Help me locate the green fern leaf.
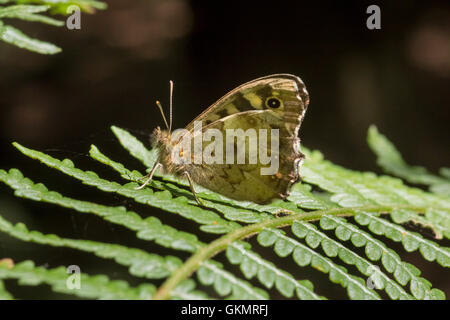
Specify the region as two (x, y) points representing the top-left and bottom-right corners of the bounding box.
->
(259, 227), (387, 299)
(0, 215), (182, 279)
(0, 167), (269, 299)
(0, 125), (448, 300)
(171, 279), (211, 300)
(354, 211), (450, 266)
(226, 241), (323, 300)
(0, 21), (61, 53)
(368, 125), (450, 196)
(198, 260), (269, 299)
(0, 260), (155, 299)
(0, 4), (63, 25)
(0, 1), (106, 53)
(0, 279), (13, 300)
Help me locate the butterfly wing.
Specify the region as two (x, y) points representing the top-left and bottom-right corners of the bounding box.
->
(183, 74), (309, 132)
(183, 74), (309, 203)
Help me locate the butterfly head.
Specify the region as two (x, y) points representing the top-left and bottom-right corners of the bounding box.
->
(151, 126), (178, 171)
(151, 126), (172, 151)
(150, 80), (176, 161)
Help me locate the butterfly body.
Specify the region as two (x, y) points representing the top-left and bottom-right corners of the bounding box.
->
(150, 74), (309, 204)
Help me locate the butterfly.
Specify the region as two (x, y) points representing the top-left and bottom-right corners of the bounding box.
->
(137, 74), (309, 205)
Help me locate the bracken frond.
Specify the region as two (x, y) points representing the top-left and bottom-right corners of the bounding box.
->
(0, 125), (448, 300)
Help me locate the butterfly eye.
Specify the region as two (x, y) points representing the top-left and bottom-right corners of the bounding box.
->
(266, 97), (282, 108)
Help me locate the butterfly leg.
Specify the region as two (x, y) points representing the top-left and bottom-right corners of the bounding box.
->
(183, 171), (204, 206)
(134, 162), (162, 190)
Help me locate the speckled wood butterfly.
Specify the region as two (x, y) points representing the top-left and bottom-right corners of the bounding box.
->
(137, 74), (309, 204)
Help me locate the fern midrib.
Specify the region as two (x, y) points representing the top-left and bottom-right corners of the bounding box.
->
(153, 204), (426, 299)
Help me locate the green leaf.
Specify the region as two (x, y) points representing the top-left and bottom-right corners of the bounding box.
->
(0, 23), (61, 54)
(227, 242), (323, 300)
(0, 279), (13, 300)
(0, 261), (155, 299)
(312, 214), (438, 299)
(0, 168), (203, 253)
(199, 261), (269, 299)
(111, 126), (158, 169)
(0, 126), (447, 301)
(0, 5), (63, 25)
(262, 225), (383, 300)
(368, 125), (450, 196)
(0, 2), (106, 54)
(0, 215), (182, 279)
(354, 211), (450, 267)
(171, 280), (211, 300)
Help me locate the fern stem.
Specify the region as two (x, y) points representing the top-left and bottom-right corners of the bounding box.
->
(153, 204), (425, 299)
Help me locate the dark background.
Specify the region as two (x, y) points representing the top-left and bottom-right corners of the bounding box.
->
(0, 0), (448, 299)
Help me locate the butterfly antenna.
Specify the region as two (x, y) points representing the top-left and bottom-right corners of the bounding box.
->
(169, 80), (174, 132)
(155, 100), (170, 131)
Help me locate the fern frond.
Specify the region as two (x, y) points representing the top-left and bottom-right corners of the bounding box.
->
(26, 0), (108, 14)
(300, 149), (449, 238)
(0, 167), (268, 299)
(198, 260), (269, 299)
(10, 0), (107, 14)
(0, 1), (106, 53)
(0, 4), (62, 53)
(0, 215), (182, 279)
(368, 126), (450, 196)
(0, 279), (13, 299)
(318, 214), (444, 299)
(226, 241), (323, 300)
(259, 226), (410, 299)
(11, 143), (239, 234)
(1, 125), (448, 300)
(288, 183), (335, 210)
(0, 260), (155, 299)
(171, 279), (211, 300)
(0, 4), (62, 24)
(289, 175), (450, 265)
(0, 20), (61, 53)
(0, 167), (201, 252)
(354, 211), (450, 266)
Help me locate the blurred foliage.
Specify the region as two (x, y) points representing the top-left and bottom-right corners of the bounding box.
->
(0, 0), (106, 54)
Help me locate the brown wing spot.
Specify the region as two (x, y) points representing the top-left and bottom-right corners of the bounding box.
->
(275, 172), (283, 179)
(216, 108), (230, 118)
